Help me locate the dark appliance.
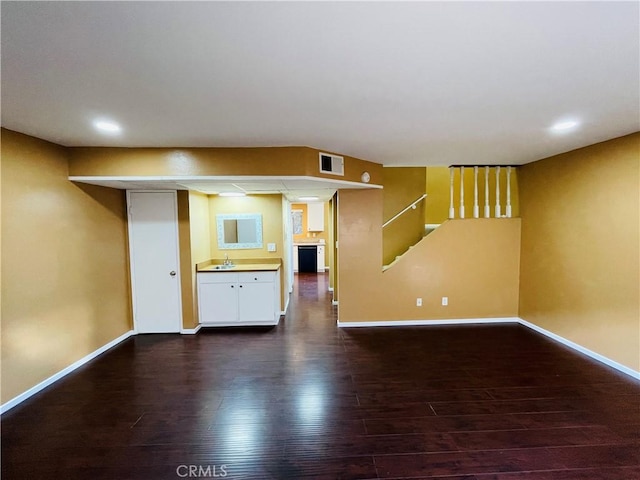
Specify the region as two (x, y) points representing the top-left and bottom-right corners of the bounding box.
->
(298, 245), (317, 273)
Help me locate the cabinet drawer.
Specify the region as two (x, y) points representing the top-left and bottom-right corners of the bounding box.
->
(238, 271), (275, 283)
(197, 272), (239, 284)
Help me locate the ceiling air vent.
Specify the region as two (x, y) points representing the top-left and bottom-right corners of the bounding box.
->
(319, 153), (344, 176)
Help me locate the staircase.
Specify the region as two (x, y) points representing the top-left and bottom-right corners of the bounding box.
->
(382, 165), (518, 271)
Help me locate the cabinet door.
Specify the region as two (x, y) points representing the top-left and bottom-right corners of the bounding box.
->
(317, 245), (325, 272)
(307, 202), (324, 231)
(199, 282), (238, 324)
(238, 282), (274, 323)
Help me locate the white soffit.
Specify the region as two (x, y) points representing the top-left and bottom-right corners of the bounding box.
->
(69, 176), (380, 202)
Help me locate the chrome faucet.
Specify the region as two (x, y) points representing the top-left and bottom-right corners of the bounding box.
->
(223, 254), (231, 266)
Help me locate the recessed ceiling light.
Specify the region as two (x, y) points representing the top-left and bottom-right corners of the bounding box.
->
(550, 119), (580, 132)
(93, 119), (122, 134)
(299, 196), (319, 201)
(219, 192), (246, 197)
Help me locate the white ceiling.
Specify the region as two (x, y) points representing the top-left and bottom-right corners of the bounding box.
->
(1, 1), (639, 167)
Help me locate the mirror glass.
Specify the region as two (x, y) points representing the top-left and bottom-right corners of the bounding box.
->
(216, 213), (263, 249)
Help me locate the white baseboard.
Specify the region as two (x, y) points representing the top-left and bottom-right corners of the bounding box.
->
(337, 317), (519, 328)
(337, 316), (640, 381)
(518, 318), (640, 381)
(281, 294), (290, 316)
(1, 330), (135, 415)
(180, 324), (202, 335)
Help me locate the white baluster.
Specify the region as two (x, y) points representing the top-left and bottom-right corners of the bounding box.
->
(459, 166), (465, 219)
(449, 167), (455, 219)
(484, 166), (490, 218)
(473, 166), (479, 218)
(506, 166), (512, 218)
(495, 166), (501, 218)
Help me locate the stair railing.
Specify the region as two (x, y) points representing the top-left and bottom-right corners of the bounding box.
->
(449, 165), (514, 219)
(382, 194), (427, 228)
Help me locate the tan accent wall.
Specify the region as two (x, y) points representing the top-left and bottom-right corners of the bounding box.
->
(208, 194), (286, 309)
(188, 192), (212, 326)
(382, 167), (426, 265)
(425, 167), (451, 225)
(68, 146), (383, 186)
(338, 188), (521, 322)
(1, 129), (132, 404)
(331, 194), (339, 301)
(176, 191), (196, 329)
(519, 133), (640, 371)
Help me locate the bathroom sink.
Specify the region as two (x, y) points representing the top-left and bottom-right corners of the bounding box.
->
(212, 264), (234, 270)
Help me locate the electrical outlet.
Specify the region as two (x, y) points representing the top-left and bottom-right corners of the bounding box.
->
(416, 298), (422, 307)
(267, 243), (276, 252)
(442, 296), (448, 306)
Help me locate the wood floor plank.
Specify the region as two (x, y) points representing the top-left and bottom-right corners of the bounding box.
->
(2, 273), (638, 479)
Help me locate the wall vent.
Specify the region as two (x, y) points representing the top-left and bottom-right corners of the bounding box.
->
(319, 153), (344, 176)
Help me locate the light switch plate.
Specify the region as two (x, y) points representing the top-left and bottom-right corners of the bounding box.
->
(267, 243), (276, 252)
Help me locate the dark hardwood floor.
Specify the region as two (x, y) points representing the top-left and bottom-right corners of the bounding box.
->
(2, 273), (639, 479)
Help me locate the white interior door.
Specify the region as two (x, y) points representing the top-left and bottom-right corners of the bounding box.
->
(127, 191), (182, 333)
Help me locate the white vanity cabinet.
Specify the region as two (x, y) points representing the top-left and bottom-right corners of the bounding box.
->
(197, 269), (280, 326)
(198, 273), (238, 324)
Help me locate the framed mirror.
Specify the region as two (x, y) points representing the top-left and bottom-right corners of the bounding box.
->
(216, 213), (263, 249)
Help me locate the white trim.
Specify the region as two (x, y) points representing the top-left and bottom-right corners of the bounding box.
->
(332, 300), (339, 306)
(281, 293), (290, 316)
(328, 286), (334, 292)
(448, 167), (455, 219)
(484, 166), (490, 218)
(337, 317), (519, 328)
(425, 223), (441, 229)
(473, 166), (479, 219)
(459, 166), (465, 219)
(180, 324), (202, 335)
(1, 330), (135, 415)
(518, 318), (640, 380)
(336, 316), (640, 380)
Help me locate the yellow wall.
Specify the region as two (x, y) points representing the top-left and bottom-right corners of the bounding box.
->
(328, 198), (335, 288)
(177, 191), (195, 329)
(291, 202), (329, 246)
(1, 129), (132, 404)
(338, 188), (521, 322)
(519, 133), (640, 371)
(331, 194), (339, 301)
(209, 194), (286, 308)
(425, 167), (451, 224)
(382, 167), (426, 265)
(187, 192), (212, 326)
(209, 194), (283, 260)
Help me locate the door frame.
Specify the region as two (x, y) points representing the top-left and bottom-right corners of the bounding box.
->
(126, 190), (183, 334)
